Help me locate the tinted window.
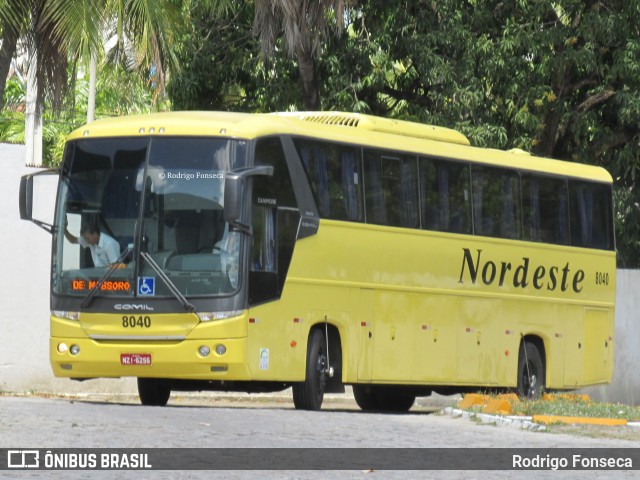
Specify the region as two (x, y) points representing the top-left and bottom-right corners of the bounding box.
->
(420, 158), (471, 234)
(363, 150), (419, 228)
(522, 175), (569, 245)
(296, 139), (363, 221)
(570, 181), (614, 249)
(254, 138), (296, 208)
(471, 166), (521, 239)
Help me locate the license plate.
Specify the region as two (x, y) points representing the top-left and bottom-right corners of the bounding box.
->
(120, 353), (152, 366)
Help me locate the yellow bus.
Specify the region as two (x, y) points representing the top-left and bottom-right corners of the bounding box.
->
(20, 111), (616, 411)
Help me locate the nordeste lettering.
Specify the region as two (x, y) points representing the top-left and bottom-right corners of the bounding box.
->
(458, 247), (585, 293)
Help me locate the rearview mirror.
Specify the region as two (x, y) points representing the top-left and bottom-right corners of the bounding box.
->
(19, 169), (59, 233)
(19, 174), (33, 221)
(224, 166), (274, 230)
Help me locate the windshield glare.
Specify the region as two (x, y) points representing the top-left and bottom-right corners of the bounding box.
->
(53, 137), (247, 298)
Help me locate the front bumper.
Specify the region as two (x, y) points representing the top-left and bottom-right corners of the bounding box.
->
(50, 336), (251, 380)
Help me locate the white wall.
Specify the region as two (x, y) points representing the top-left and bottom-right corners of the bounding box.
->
(1, 142), (638, 403)
(580, 269), (640, 404)
(0, 143), (135, 394)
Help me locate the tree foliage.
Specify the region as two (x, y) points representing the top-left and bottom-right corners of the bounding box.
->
(0, 0), (74, 112)
(168, 1), (302, 112)
(328, 0), (640, 266)
(3, 0), (640, 265)
(1, 65), (156, 164)
(206, 0), (640, 266)
(252, 0), (354, 110)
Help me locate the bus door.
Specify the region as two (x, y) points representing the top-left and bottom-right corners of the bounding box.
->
(411, 295), (459, 382)
(370, 291), (413, 382)
(456, 298), (499, 384)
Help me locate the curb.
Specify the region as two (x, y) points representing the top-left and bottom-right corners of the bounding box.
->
(532, 415), (627, 426)
(442, 407), (546, 431)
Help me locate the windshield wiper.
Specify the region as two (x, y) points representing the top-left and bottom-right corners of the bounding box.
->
(80, 249), (195, 312)
(140, 252), (195, 312)
(81, 246), (133, 308)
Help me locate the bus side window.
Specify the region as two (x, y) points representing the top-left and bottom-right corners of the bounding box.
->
(363, 150), (419, 228)
(420, 158), (471, 234)
(248, 205), (300, 305)
(471, 166), (521, 239)
(569, 181), (613, 250)
(254, 137), (297, 208)
(251, 206), (276, 272)
(299, 142), (329, 216)
(340, 149), (363, 221)
(363, 150), (387, 225)
(522, 175), (569, 245)
(296, 140), (364, 222)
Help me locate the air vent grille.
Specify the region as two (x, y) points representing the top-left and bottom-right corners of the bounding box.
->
(299, 113), (360, 128)
(273, 111), (470, 145)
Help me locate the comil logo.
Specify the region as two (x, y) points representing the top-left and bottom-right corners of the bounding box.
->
(114, 304), (154, 311)
(8, 450), (39, 468)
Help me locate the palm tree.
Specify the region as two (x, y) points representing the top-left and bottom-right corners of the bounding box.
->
(0, 1), (23, 111)
(0, 0), (181, 165)
(0, 0), (76, 165)
(253, 0), (354, 110)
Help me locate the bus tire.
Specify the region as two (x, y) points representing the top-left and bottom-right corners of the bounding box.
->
(353, 385), (381, 411)
(376, 388), (415, 412)
(293, 329), (327, 411)
(137, 378), (171, 406)
(517, 341), (545, 399)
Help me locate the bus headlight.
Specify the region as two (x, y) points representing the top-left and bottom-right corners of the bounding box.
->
(215, 344), (227, 356)
(196, 311), (242, 322)
(69, 345), (80, 355)
(198, 345), (211, 357)
(52, 311), (80, 321)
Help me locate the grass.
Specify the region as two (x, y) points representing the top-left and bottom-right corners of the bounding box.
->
(459, 392), (640, 421)
(512, 395), (640, 421)
(455, 392), (640, 440)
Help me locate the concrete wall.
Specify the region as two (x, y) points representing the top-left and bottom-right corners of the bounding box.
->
(580, 269), (640, 404)
(1, 143), (638, 403)
(0, 143), (135, 394)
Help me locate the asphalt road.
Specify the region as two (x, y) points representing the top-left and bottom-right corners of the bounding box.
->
(1, 393), (638, 479)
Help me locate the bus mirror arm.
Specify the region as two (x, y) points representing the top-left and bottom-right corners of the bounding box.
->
(223, 165), (274, 230)
(228, 221), (252, 236)
(30, 218), (55, 234)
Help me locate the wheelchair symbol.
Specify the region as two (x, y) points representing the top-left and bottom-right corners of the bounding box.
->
(138, 277), (155, 296)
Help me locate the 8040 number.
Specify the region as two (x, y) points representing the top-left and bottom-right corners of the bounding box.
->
(595, 272), (610, 286)
(122, 316), (151, 328)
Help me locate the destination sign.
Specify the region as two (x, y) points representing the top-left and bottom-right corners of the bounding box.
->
(71, 280), (131, 292)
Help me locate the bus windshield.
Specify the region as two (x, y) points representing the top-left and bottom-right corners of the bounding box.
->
(53, 136), (248, 299)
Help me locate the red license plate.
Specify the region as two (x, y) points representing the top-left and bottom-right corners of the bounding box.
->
(120, 353), (152, 366)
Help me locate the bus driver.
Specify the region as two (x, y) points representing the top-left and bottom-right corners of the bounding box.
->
(65, 222), (120, 267)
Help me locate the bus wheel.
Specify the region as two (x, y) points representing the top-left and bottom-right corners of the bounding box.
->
(353, 385), (381, 411)
(293, 329), (327, 411)
(376, 388), (415, 412)
(517, 342), (545, 400)
(137, 378), (171, 406)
